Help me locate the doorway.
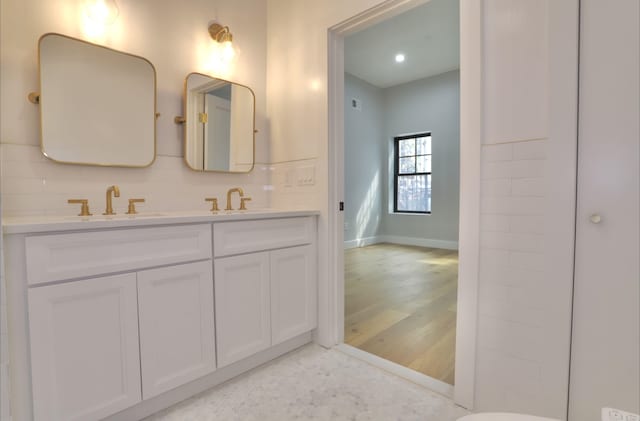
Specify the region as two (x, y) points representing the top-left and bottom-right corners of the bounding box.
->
(328, 0), (481, 407)
(341, 0), (461, 388)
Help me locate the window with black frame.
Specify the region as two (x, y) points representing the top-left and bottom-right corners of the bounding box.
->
(394, 133), (432, 214)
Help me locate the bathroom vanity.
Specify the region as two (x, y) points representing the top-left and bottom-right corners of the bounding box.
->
(3, 210), (318, 421)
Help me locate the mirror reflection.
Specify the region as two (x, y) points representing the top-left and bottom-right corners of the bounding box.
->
(38, 33), (156, 167)
(182, 73), (255, 172)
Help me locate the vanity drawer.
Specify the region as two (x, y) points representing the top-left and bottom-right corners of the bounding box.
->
(25, 224), (212, 285)
(213, 217), (315, 257)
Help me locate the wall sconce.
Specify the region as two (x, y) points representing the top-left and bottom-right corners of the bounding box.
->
(84, 0), (119, 25)
(208, 23), (236, 62)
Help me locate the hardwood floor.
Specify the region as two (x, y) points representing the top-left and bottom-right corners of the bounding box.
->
(344, 243), (458, 385)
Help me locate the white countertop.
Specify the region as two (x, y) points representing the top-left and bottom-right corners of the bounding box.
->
(2, 209), (320, 234)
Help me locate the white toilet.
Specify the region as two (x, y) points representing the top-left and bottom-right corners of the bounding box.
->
(458, 413), (560, 421)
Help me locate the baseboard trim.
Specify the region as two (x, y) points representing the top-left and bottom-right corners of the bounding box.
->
(335, 344), (454, 398)
(344, 236), (380, 249)
(380, 235), (458, 250)
(344, 236), (458, 250)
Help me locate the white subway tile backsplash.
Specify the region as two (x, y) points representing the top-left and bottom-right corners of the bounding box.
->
(513, 140), (547, 160)
(1, 145), (272, 217)
(510, 159), (545, 178)
(512, 178), (545, 197)
(482, 143), (513, 162)
(509, 251), (545, 271)
(510, 215), (545, 234)
(483, 161), (512, 179)
(482, 179), (512, 196)
(481, 214), (511, 232)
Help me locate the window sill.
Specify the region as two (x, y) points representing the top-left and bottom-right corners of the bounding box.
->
(389, 212), (431, 216)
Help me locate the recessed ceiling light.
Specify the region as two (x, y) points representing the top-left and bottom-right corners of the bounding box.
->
(395, 53), (405, 63)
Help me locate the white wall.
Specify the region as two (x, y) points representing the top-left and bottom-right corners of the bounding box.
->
(267, 0), (578, 417)
(382, 70), (460, 244)
(343, 70), (460, 248)
(0, 0), (270, 218)
(343, 73), (384, 245)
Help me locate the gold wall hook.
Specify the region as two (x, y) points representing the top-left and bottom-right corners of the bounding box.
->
(28, 92), (40, 104)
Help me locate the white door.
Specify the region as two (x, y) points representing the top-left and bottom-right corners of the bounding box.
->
(28, 273), (141, 421)
(205, 94), (231, 171)
(214, 252), (271, 367)
(137, 261), (216, 399)
(569, 0), (640, 419)
(270, 245), (317, 345)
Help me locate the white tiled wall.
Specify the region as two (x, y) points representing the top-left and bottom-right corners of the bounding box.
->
(476, 139), (550, 414)
(0, 144), (271, 217)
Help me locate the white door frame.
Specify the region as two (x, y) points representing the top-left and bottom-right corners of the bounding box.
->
(327, 0), (482, 410)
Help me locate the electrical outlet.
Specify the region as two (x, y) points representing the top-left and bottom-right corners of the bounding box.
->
(344, 222), (349, 231)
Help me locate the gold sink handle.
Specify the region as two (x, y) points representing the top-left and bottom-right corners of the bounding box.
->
(239, 197), (252, 211)
(125, 198), (145, 215)
(68, 199), (92, 216)
(205, 198), (219, 213)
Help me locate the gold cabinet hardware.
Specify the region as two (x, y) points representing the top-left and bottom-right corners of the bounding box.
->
(28, 92), (40, 104)
(205, 198), (219, 212)
(199, 113), (208, 123)
(125, 198), (145, 215)
(155, 112), (161, 119)
(174, 116), (186, 124)
(68, 199), (92, 216)
(239, 197), (252, 211)
(103, 185), (120, 215)
(225, 187), (244, 211)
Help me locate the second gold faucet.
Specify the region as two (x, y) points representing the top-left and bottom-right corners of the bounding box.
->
(225, 187), (251, 211)
(103, 185), (120, 215)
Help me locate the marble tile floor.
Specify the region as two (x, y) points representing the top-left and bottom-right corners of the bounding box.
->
(146, 344), (470, 421)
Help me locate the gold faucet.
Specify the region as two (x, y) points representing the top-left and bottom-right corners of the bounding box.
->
(225, 187), (244, 211)
(103, 185), (120, 215)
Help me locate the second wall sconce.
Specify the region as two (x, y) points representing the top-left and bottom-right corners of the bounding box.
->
(208, 22), (236, 62)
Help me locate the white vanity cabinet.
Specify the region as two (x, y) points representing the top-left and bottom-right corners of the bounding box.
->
(213, 217), (317, 367)
(28, 273), (142, 421)
(137, 261), (216, 399)
(23, 224), (213, 421)
(3, 211), (318, 421)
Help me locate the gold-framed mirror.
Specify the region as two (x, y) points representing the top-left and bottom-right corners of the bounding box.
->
(35, 33), (157, 167)
(178, 73), (255, 173)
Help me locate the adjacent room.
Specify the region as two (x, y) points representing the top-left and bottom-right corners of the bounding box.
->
(342, 0), (461, 386)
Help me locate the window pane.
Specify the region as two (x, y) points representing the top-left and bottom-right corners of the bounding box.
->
(417, 136), (431, 155)
(399, 138), (415, 157)
(416, 155), (432, 173)
(397, 174), (431, 212)
(399, 157), (415, 174)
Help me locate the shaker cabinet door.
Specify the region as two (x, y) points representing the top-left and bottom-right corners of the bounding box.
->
(214, 252), (271, 367)
(137, 261), (216, 399)
(28, 273), (141, 421)
(270, 245), (317, 345)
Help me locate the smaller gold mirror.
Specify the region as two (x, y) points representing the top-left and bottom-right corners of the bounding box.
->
(178, 73), (255, 173)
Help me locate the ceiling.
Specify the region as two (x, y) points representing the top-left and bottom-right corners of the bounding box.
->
(344, 0), (459, 89)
